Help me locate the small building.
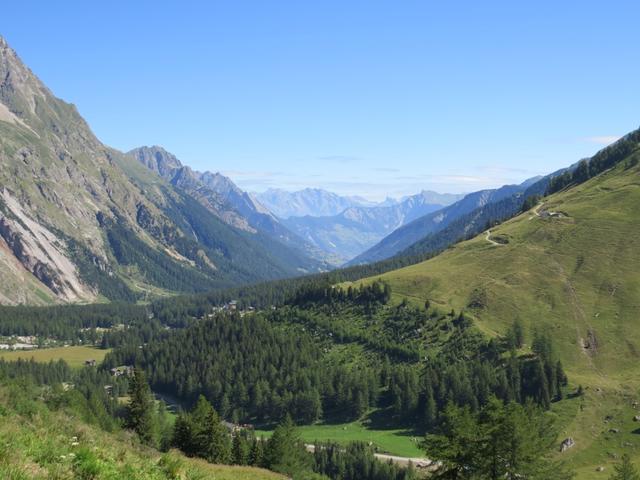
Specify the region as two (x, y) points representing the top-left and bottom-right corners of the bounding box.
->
(84, 359), (96, 367)
(111, 365), (134, 377)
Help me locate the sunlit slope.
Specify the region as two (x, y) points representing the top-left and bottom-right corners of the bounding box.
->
(354, 159), (640, 474)
(0, 386), (285, 480)
(362, 158), (640, 385)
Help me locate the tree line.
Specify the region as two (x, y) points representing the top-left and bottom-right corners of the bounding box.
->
(126, 368), (416, 480)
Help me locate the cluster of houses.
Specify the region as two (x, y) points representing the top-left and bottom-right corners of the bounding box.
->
(207, 301), (257, 318)
(0, 335), (39, 350)
(110, 365), (134, 377)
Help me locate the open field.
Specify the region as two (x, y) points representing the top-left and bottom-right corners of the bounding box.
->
(0, 346), (110, 368)
(256, 416), (424, 458)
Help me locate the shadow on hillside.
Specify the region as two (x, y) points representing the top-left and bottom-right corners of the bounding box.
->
(362, 408), (423, 437)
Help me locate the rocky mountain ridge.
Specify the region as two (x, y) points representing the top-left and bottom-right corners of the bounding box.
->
(0, 35), (323, 304)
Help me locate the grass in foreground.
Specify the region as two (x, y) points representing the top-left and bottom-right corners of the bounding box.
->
(0, 386), (285, 480)
(0, 346), (110, 368)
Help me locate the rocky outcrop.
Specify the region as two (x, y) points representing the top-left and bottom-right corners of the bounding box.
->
(0, 191), (93, 302)
(560, 437), (575, 452)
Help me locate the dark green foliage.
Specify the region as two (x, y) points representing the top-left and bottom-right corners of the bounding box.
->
(292, 281), (392, 307)
(66, 238), (139, 302)
(547, 129), (640, 195)
(0, 358), (125, 431)
(610, 454), (640, 480)
(232, 432), (250, 465)
(263, 416), (312, 477)
(126, 368), (157, 446)
(249, 436), (265, 467)
(505, 319), (525, 350)
(0, 358), (71, 385)
(176, 395), (232, 464)
(107, 219), (219, 293)
(313, 442), (416, 480)
(388, 324), (565, 424)
(105, 313), (375, 424)
(424, 397), (574, 479)
(521, 194), (542, 213)
(0, 303), (146, 340)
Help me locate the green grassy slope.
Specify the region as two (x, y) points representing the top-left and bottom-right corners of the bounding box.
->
(356, 157), (640, 474)
(0, 386), (285, 480)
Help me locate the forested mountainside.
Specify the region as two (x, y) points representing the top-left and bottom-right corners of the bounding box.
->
(355, 135), (640, 476)
(0, 281), (572, 478)
(348, 177), (542, 265)
(0, 36), (323, 305)
(128, 147), (332, 265)
(283, 190), (461, 263)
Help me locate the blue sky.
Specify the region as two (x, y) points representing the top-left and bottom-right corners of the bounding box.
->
(2, 1), (638, 200)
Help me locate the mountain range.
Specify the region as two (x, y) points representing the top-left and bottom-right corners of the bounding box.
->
(0, 32), (619, 308)
(281, 190), (463, 262)
(348, 176), (543, 265)
(255, 188), (377, 218)
(0, 35), (326, 304)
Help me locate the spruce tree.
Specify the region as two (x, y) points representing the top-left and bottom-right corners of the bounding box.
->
(264, 415), (310, 476)
(249, 436), (265, 467)
(126, 368), (157, 446)
(610, 454), (640, 480)
(172, 412), (195, 456)
(512, 319), (525, 348)
(232, 433), (250, 465)
(191, 395), (231, 464)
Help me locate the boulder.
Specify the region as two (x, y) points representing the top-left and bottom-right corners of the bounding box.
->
(560, 437), (575, 452)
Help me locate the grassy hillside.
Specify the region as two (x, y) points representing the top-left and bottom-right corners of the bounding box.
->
(0, 384), (285, 480)
(355, 156), (640, 475)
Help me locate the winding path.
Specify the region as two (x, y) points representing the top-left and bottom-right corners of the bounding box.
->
(484, 230), (503, 246)
(529, 201), (545, 220)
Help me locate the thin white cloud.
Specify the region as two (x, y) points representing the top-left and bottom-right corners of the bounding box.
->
(316, 155), (361, 163)
(583, 135), (621, 145)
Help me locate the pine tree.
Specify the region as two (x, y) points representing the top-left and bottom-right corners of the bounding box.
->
(512, 319), (524, 348)
(423, 385), (437, 428)
(610, 454), (640, 480)
(172, 412), (195, 456)
(264, 415), (310, 476)
(249, 436), (265, 467)
(156, 401), (174, 451)
(425, 398), (574, 480)
(423, 402), (480, 479)
(126, 368), (157, 446)
(197, 396), (231, 464)
(555, 360), (567, 400)
(232, 433), (249, 465)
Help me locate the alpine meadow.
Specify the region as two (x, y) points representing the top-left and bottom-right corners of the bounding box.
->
(1, 3), (640, 479)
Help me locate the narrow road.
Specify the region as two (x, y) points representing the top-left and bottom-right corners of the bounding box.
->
(305, 444), (433, 468)
(529, 201), (544, 220)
